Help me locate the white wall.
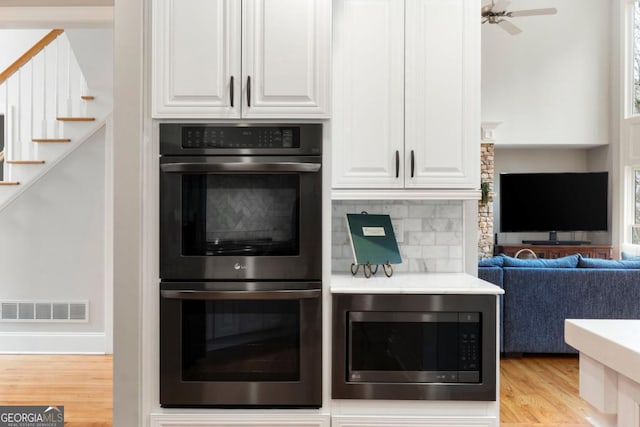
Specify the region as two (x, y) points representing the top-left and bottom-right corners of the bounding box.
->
(66, 28), (113, 91)
(0, 29), (48, 72)
(0, 127), (107, 352)
(482, 0), (610, 146)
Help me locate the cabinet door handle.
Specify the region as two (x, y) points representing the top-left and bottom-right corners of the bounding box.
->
(230, 76), (234, 107)
(395, 150), (400, 178)
(247, 76), (251, 107)
(410, 150), (415, 178)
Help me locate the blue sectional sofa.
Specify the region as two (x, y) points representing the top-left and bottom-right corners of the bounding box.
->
(478, 254), (640, 354)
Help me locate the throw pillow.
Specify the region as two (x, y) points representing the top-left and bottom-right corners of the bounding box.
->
(621, 251), (640, 261)
(578, 256), (640, 269)
(478, 255), (504, 267)
(502, 254), (579, 268)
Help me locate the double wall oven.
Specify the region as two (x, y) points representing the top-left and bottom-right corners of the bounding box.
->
(159, 123), (323, 408)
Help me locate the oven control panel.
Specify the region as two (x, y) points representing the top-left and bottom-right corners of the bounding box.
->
(182, 126), (299, 149)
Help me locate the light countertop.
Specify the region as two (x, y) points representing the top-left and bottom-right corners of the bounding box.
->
(565, 319), (640, 384)
(330, 272), (504, 295)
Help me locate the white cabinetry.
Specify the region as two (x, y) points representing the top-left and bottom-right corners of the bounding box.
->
(152, 0), (330, 119)
(332, 415), (496, 427)
(150, 413), (330, 427)
(332, 0), (480, 194)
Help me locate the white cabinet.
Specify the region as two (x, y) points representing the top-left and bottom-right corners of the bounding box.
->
(332, 0), (480, 192)
(150, 413), (330, 427)
(332, 415), (496, 427)
(152, 0), (330, 119)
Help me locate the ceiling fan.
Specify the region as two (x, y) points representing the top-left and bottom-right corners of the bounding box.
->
(482, 1), (557, 35)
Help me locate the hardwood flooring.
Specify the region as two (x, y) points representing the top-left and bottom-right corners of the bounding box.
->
(0, 354), (591, 426)
(0, 354), (112, 427)
(501, 355), (591, 426)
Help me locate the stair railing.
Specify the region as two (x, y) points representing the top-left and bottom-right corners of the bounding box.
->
(0, 29), (89, 182)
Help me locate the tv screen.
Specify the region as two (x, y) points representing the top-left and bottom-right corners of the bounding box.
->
(499, 172), (608, 233)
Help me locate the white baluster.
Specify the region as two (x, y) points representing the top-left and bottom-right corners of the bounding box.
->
(55, 36), (61, 139)
(30, 60), (35, 160)
(4, 80), (10, 181)
(41, 45), (48, 140)
(66, 38), (72, 118)
(16, 68), (21, 161)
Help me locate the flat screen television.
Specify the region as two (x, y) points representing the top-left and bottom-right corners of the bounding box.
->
(499, 172), (608, 242)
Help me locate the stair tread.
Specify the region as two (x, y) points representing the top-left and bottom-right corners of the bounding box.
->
(32, 138), (71, 143)
(6, 160), (45, 164)
(56, 117), (96, 122)
(0, 181), (20, 186)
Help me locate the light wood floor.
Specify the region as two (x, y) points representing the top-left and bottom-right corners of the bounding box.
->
(0, 354), (112, 427)
(0, 354), (591, 426)
(501, 355), (591, 426)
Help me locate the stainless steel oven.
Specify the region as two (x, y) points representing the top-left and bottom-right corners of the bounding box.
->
(159, 123), (323, 407)
(160, 281), (322, 407)
(159, 123), (322, 281)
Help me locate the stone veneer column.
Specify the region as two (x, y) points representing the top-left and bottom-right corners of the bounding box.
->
(478, 143), (495, 259)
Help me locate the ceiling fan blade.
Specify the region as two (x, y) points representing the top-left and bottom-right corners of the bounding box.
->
(509, 7), (557, 17)
(498, 19), (522, 35)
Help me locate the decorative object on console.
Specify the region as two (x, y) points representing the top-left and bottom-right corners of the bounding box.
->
(514, 248), (537, 259)
(346, 212), (401, 278)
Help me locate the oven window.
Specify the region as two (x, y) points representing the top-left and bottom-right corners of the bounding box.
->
(350, 320), (460, 372)
(182, 174), (300, 256)
(181, 299), (300, 382)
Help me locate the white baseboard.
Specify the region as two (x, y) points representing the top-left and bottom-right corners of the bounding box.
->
(0, 332), (107, 354)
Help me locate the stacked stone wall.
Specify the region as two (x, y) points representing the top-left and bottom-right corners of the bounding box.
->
(478, 143), (494, 259)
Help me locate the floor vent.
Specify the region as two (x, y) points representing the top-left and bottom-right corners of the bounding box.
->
(0, 301), (89, 322)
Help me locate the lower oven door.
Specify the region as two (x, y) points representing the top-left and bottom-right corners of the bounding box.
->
(159, 281), (322, 408)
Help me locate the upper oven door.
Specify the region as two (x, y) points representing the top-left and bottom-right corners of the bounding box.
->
(160, 155), (322, 280)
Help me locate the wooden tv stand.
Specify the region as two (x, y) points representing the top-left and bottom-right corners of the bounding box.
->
(495, 244), (613, 260)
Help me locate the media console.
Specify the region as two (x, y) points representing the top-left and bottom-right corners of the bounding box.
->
(495, 244), (613, 260)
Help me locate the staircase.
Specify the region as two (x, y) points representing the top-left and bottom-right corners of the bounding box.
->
(0, 29), (112, 208)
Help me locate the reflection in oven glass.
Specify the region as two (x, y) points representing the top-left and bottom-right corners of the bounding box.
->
(181, 300), (301, 382)
(182, 175), (300, 256)
(351, 321), (459, 372)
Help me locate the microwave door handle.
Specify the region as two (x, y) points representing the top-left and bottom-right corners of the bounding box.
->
(161, 289), (321, 300)
(160, 162), (321, 173)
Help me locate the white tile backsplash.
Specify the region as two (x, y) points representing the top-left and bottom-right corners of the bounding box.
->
(331, 200), (464, 273)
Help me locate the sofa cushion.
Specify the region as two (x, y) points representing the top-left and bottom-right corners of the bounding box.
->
(478, 255), (504, 267)
(578, 256), (640, 269)
(502, 254), (579, 268)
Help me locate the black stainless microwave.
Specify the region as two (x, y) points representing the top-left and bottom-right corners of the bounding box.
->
(332, 293), (496, 401)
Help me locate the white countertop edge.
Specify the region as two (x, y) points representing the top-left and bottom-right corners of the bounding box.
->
(330, 272), (504, 295)
(565, 319), (640, 384)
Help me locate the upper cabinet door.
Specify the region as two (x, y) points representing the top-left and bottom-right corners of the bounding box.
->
(404, 0), (480, 189)
(242, 0), (331, 118)
(152, 0), (241, 118)
(331, 0), (405, 188)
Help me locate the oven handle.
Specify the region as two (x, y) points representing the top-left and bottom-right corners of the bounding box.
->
(160, 162), (321, 174)
(160, 289), (321, 300)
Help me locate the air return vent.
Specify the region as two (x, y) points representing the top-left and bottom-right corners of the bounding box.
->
(0, 301), (89, 322)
